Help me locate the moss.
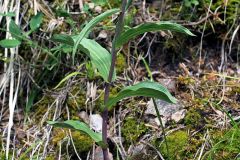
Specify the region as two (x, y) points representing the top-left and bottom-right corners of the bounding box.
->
(177, 75), (195, 86)
(33, 85), (87, 122)
(71, 131), (94, 152)
(122, 117), (147, 144)
(127, 152), (157, 160)
(185, 133), (204, 157)
(67, 87), (86, 109)
(52, 0), (66, 6)
(184, 108), (202, 128)
(45, 155), (55, 160)
(108, 0), (121, 7)
(159, 130), (188, 159)
(33, 95), (55, 121)
(209, 0), (240, 24)
(52, 128), (94, 153)
(116, 53), (127, 74)
(229, 82), (240, 94)
(96, 87), (120, 111)
(65, 85), (87, 119)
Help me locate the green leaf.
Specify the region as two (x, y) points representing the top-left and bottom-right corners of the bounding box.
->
(107, 81), (177, 109)
(78, 38), (116, 82)
(126, 0), (133, 10)
(25, 89), (38, 113)
(0, 12), (15, 17)
(184, 0), (191, 7)
(192, 0), (199, 6)
(116, 21), (195, 48)
(54, 72), (83, 89)
(72, 8), (119, 62)
(47, 120), (103, 144)
(54, 8), (70, 17)
(62, 45), (73, 53)
(0, 39), (21, 48)
(30, 12), (43, 31)
(92, 0), (107, 6)
(9, 20), (23, 41)
(51, 34), (74, 46)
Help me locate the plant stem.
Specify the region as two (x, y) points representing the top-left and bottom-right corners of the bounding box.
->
(152, 98), (169, 159)
(102, 1), (127, 160)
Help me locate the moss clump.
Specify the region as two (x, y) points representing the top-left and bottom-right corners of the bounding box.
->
(65, 86), (87, 119)
(71, 131), (94, 152)
(116, 53), (127, 74)
(159, 130), (188, 159)
(45, 155), (55, 160)
(67, 86), (86, 109)
(122, 117), (147, 144)
(33, 95), (55, 121)
(184, 108), (202, 128)
(96, 87), (120, 111)
(185, 133), (204, 158)
(227, 80), (240, 94)
(52, 128), (94, 153)
(108, 0), (121, 7)
(177, 75), (195, 86)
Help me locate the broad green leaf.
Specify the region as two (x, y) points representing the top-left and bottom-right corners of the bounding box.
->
(72, 8), (119, 62)
(116, 21), (195, 48)
(9, 20), (23, 41)
(0, 39), (21, 48)
(0, 12), (15, 17)
(47, 120), (103, 144)
(78, 38), (116, 82)
(54, 72), (83, 89)
(51, 34), (74, 46)
(107, 81), (177, 109)
(30, 12), (43, 31)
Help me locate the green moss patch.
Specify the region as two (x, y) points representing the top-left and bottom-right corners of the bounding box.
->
(122, 117), (147, 144)
(159, 130), (188, 159)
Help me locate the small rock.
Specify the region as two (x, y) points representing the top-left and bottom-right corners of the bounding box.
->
(94, 147), (113, 160)
(88, 3), (95, 9)
(94, 6), (102, 13)
(145, 99), (185, 126)
(97, 30), (108, 39)
(90, 114), (102, 133)
(154, 117), (168, 127)
(145, 99), (184, 117)
(237, 68), (240, 75)
(78, 111), (89, 123)
(157, 78), (176, 93)
(129, 143), (147, 156)
(171, 109), (186, 122)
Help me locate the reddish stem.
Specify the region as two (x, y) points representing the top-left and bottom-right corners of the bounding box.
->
(102, 1), (127, 160)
